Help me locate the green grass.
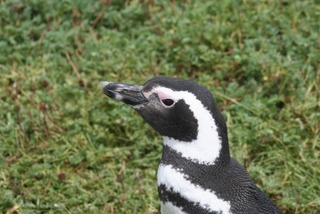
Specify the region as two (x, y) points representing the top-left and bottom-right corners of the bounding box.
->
(0, 0), (319, 213)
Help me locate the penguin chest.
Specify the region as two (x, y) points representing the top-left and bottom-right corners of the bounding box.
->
(157, 164), (231, 214)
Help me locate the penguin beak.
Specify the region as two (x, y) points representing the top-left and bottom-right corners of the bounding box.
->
(101, 82), (148, 107)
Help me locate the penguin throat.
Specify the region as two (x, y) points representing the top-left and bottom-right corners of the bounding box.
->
(163, 134), (221, 165)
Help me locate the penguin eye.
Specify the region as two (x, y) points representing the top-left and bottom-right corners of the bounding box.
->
(161, 99), (174, 107)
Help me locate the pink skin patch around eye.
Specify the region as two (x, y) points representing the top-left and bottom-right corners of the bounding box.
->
(143, 90), (172, 100)
(157, 91), (172, 102)
(143, 89), (175, 105)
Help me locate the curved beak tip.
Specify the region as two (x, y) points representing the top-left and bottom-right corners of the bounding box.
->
(99, 81), (110, 88)
(100, 81), (148, 107)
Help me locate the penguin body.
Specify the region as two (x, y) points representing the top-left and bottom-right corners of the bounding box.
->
(102, 76), (283, 214)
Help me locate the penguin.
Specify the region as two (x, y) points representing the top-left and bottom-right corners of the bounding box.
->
(101, 76), (283, 214)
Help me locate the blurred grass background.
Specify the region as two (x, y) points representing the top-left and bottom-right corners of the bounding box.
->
(0, 0), (319, 213)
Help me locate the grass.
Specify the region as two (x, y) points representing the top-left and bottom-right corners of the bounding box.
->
(0, 0), (319, 213)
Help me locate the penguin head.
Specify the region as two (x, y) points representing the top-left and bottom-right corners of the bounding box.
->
(102, 76), (229, 164)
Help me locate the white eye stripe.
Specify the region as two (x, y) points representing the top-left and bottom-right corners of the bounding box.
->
(145, 86), (221, 164)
